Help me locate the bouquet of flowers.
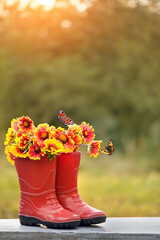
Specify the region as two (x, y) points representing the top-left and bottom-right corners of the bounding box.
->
(4, 111), (114, 165)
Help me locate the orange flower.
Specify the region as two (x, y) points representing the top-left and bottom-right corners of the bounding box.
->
(18, 116), (34, 132)
(67, 124), (82, 152)
(28, 141), (45, 160)
(88, 140), (102, 158)
(80, 122), (95, 144)
(72, 134), (82, 152)
(34, 123), (50, 147)
(67, 124), (82, 144)
(56, 128), (75, 153)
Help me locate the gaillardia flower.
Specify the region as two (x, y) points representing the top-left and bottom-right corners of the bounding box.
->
(80, 122), (95, 144)
(4, 128), (15, 145)
(5, 114), (108, 165)
(5, 146), (15, 165)
(28, 141), (45, 160)
(88, 140), (102, 158)
(18, 116), (34, 132)
(56, 128), (75, 153)
(67, 124), (81, 136)
(34, 123), (50, 146)
(10, 145), (28, 159)
(67, 124), (82, 151)
(15, 133), (30, 150)
(11, 118), (19, 131)
(49, 126), (57, 139)
(43, 138), (65, 155)
(67, 124), (82, 145)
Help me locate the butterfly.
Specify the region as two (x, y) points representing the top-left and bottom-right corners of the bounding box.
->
(58, 110), (74, 126)
(99, 139), (114, 155)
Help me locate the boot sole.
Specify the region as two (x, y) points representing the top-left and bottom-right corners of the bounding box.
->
(19, 215), (80, 229)
(80, 216), (106, 226)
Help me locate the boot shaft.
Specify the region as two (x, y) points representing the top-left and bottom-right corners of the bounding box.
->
(56, 152), (81, 194)
(15, 155), (56, 196)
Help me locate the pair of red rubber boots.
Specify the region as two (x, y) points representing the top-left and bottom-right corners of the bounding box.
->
(15, 152), (106, 228)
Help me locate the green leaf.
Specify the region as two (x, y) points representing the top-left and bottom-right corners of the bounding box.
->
(49, 155), (54, 161)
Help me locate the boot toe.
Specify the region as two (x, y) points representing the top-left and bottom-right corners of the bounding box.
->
(57, 207), (80, 222)
(81, 205), (105, 218)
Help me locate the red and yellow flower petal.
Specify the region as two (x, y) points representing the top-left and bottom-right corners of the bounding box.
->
(5, 146), (15, 165)
(56, 127), (66, 136)
(11, 118), (19, 131)
(56, 130), (75, 153)
(72, 134), (82, 146)
(4, 128), (15, 145)
(88, 140), (102, 158)
(43, 138), (65, 155)
(73, 145), (80, 152)
(80, 122), (95, 144)
(16, 131), (24, 138)
(67, 124), (81, 136)
(67, 124), (82, 146)
(28, 141), (43, 160)
(63, 137), (75, 153)
(15, 133), (30, 150)
(10, 145), (28, 158)
(49, 126), (57, 138)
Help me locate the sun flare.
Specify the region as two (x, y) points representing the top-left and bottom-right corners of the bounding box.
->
(34, 0), (56, 7)
(10, 0), (88, 12)
(18, 0), (56, 9)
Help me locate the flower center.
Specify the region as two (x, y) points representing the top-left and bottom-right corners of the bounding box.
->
(23, 139), (27, 145)
(23, 121), (30, 128)
(59, 134), (68, 143)
(41, 132), (48, 140)
(34, 146), (40, 153)
(83, 130), (88, 137)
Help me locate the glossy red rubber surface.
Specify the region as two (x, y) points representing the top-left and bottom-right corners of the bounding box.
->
(56, 152), (106, 220)
(15, 156), (80, 224)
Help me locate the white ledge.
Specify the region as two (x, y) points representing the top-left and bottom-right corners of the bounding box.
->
(0, 217), (160, 240)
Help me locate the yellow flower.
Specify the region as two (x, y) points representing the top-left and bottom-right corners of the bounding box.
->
(4, 128), (15, 145)
(49, 126), (57, 138)
(56, 127), (75, 153)
(5, 146), (15, 165)
(43, 138), (65, 155)
(10, 145), (28, 158)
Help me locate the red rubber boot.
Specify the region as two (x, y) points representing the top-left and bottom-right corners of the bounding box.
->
(14, 155), (80, 228)
(56, 152), (106, 226)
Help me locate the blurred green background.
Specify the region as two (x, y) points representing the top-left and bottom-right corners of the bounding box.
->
(0, 0), (160, 218)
